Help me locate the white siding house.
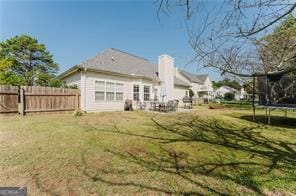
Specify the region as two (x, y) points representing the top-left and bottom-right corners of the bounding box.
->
(63, 72), (81, 89)
(214, 86), (240, 100)
(176, 69), (214, 100)
(59, 48), (213, 111)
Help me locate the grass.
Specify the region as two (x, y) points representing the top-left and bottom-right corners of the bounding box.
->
(0, 107), (295, 195)
(218, 100), (253, 110)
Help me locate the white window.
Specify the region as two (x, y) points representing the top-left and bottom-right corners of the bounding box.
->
(133, 85), (139, 101)
(116, 83), (124, 101)
(144, 85), (150, 101)
(95, 81), (105, 101)
(95, 92), (104, 101)
(106, 82), (115, 101)
(106, 92), (114, 101)
(95, 80), (124, 102)
(116, 92), (123, 101)
(106, 82), (115, 92)
(116, 83), (124, 91)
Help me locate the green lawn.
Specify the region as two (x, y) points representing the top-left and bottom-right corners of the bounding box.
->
(0, 107), (295, 195)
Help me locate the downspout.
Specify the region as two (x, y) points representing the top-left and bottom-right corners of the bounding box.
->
(80, 70), (83, 111)
(79, 67), (87, 111)
(84, 67), (87, 111)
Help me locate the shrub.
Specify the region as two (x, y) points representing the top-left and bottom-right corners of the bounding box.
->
(66, 84), (78, 89)
(189, 89), (195, 98)
(224, 92), (235, 101)
(209, 103), (228, 109)
(73, 109), (84, 117)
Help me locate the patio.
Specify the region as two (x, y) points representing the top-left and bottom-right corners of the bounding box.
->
(134, 98), (194, 113)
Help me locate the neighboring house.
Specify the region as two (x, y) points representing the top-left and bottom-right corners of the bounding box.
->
(175, 69), (214, 100)
(214, 86), (240, 100)
(59, 48), (213, 111)
(240, 87), (252, 100)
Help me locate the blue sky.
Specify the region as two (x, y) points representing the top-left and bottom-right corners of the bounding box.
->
(0, 0), (221, 80)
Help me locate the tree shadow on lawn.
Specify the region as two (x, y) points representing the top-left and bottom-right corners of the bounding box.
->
(232, 114), (296, 128)
(82, 114), (296, 194)
(79, 147), (224, 195)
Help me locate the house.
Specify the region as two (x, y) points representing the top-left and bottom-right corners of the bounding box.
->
(175, 69), (213, 101)
(59, 48), (213, 111)
(214, 85), (240, 100)
(240, 87), (252, 100)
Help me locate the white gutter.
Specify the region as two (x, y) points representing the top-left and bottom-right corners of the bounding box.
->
(84, 67), (87, 111)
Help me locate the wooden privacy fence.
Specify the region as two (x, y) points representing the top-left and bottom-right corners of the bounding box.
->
(0, 85), (19, 114)
(0, 85), (80, 115)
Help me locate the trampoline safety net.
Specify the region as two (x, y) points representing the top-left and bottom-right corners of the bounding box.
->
(257, 71), (296, 108)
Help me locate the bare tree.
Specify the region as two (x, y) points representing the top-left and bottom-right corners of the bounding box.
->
(156, 0), (296, 77)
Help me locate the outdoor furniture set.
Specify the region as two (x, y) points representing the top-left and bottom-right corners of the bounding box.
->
(126, 96), (192, 112)
(149, 100), (179, 112)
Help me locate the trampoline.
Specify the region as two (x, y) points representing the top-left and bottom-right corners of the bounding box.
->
(252, 70), (296, 124)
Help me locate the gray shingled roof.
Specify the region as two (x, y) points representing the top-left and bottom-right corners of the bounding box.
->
(174, 77), (191, 87)
(60, 48), (200, 87)
(179, 70), (208, 84)
(77, 48), (159, 80)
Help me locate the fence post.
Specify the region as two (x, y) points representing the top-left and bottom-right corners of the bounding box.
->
(18, 87), (25, 116)
(76, 91), (80, 110)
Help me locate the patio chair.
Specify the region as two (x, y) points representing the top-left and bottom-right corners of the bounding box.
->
(183, 96), (193, 109)
(159, 102), (167, 112)
(136, 101), (146, 110)
(155, 101), (160, 111)
(149, 101), (156, 111)
(166, 100), (174, 112)
(172, 100), (179, 111)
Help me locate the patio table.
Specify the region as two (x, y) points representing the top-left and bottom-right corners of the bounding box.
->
(149, 101), (169, 112)
(158, 102), (167, 112)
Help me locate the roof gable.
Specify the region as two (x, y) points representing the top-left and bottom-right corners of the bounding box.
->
(179, 70), (208, 84)
(174, 77), (191, 87)
(78, 48), (159, 80)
